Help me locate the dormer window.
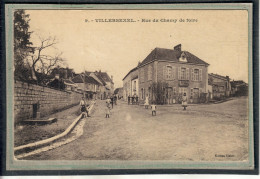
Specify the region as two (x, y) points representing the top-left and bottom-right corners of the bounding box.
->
(179, 52), (187, 62)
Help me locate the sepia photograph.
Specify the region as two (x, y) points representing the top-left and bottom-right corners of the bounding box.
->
(5, 3), (255, 171)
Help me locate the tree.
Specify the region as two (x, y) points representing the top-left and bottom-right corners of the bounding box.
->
(27, 35), (65, 85)
(150, 82), (169, 105)
(13, 10), (33, 81)
(14, 10), (65, 85)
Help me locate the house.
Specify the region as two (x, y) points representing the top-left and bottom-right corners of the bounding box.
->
(89, 70), (114, 99)
(122, 66), (138, 100)
(47, 74), (77, 92)
(72, 74), (100, 99)
(208, 73), (231, 99)
(50, 67), (76, 79)
(230, 80), (248, 96)
(123, 44), (210, 104)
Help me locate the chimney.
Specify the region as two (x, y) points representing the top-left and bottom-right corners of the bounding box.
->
(174, 44), (182, 51)
(99, 70), (101, 73)
(111, 75), (113, 82)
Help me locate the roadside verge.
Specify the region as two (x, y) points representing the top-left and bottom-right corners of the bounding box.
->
(14, 100), (96, 155)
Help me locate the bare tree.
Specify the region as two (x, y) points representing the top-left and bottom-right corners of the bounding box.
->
(28, 35), (65, 85)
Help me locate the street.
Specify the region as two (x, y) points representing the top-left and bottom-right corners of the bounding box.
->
(23, 97), (249, 161)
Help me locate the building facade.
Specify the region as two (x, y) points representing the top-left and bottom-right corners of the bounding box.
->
(123, 44), (210, 104)
(208, 73), (231, 99)
(122, 67), (138, 100)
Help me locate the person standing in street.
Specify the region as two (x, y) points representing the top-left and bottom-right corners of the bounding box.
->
(110, 95), (114, 109)
(144, 95), (149, 109)
(182, 93), (188, 110)
(114, 94), (117, 105)
(128, 95), (130, 105)
(80, 97), (90, 117)
(151, 102), (157, 116)
(105, 102), (111, 118)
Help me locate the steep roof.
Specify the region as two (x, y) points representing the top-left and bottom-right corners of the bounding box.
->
(94, 71), (114, 85)
(138, 47), (209, 67)
(72, 74), (84, 83)
(84, 75), (100, 85)
(99, 72), (114, 84)
(64, 79), (75, 85)
(209, 73), (228, 81)
(122, 67), (138, 80)
(72, 74), (101, 85)
(84, 71), (92, 76)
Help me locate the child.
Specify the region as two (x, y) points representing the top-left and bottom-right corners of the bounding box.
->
(144, 95), (149, 109)
(105, 104), (111, 118)
(151, 103), (156, 116)
(80, 97), (90, 117)
(182, 93), (188, 110)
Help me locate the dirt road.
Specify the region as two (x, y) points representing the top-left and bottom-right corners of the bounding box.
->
(23, 97), (249, 161)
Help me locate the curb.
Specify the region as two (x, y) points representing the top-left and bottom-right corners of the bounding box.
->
(14, 100), (96, 153)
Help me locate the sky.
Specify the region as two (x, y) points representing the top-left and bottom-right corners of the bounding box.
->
(26, 10), (249, 88)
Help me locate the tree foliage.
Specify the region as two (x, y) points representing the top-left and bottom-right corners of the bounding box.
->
(150, 82), (169, 105)
(13, 10), (65, 85)
(13, 10), (33, 81)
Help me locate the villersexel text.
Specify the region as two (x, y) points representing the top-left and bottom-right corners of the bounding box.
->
(84, 18), (198, 23)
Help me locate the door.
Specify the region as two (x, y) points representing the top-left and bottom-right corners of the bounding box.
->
(167, 87), (173, 104)
(193, 88), (199, 103)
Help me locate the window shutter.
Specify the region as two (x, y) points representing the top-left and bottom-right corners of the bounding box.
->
(178, 67), (181, 79)
(172, 66), (175, 79)
(191, 68), (194, 81)
(186, 68), (189, 80)
(199, 69), (202, 81)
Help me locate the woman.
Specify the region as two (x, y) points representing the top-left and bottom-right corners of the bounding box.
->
(144, 95), (149, 109)
(182, 93), (188, 110)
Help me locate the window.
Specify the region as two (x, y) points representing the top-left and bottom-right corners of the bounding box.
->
(194, 69), (199, 81)
(181, 68), (186, 80)
(179, 87), (187, 95)
(191, 68), (202, 81)
(219, 86), (224, 92)
(133, 81), (136, 91)
(166, 66), (172, 79)
(148, 65), (152, 81)
(164, 65), (175, 80)
(190, 88), (193, 99)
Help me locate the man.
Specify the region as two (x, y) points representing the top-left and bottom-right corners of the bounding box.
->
(80, 97), (90, 117)
(114, 94), (117, 105)
(110, 95), (114, 109)
(128, 95), (130, 105)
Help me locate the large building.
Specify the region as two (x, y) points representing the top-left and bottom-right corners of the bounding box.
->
(123, 44), (210, 104)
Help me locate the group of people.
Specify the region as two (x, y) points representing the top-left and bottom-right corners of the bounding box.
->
(80, 92), (188, 118)
(127, 94), (139, 105)
(105, 94), (118, 118)
(143, 93), (188, 116)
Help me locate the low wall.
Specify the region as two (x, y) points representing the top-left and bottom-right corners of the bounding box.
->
(14, 80), (83, 124)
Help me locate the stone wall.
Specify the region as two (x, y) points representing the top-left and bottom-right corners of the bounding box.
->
(14, 80), (83, 124)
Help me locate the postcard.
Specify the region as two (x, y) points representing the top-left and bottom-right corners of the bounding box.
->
(4, 3), (255, 172)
